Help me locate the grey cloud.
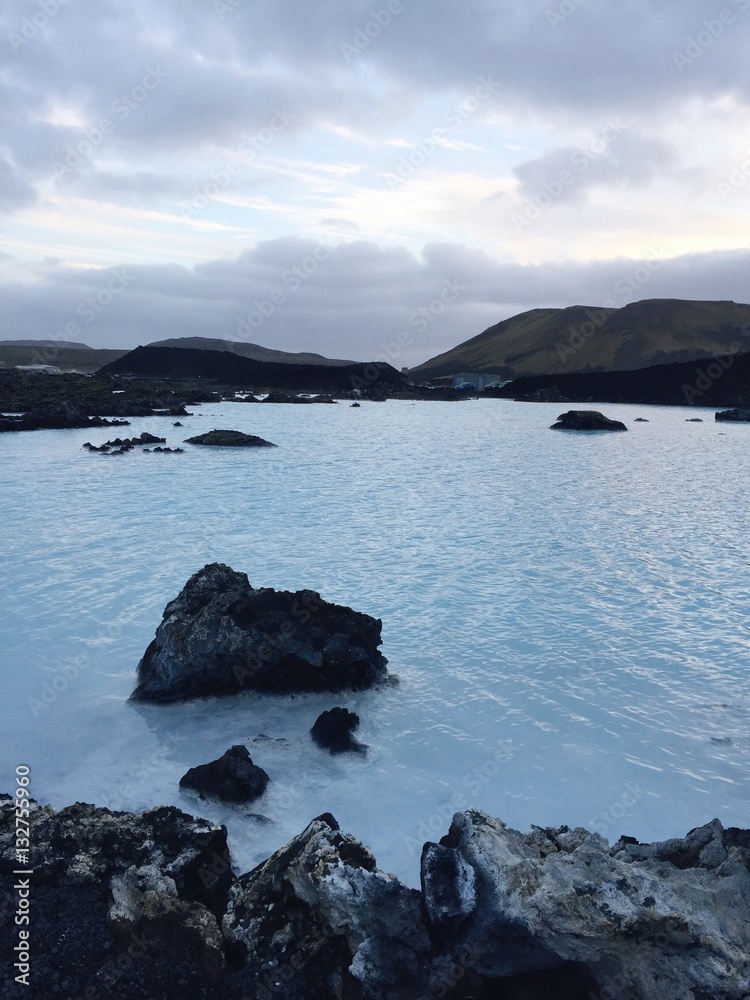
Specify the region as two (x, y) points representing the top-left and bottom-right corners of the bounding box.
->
(513, 133), (678, 206)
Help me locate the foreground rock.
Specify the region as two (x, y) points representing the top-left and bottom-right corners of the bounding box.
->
(550, 409), (628, 431)
(184, 429), (276, 447)
(311, 707), (367, 754)
(0, 796), (232, 997)
(180, 745), (270, 805)
(132, 563), (389, 702)
(2, 799), (749, 999)
(421, 810), (750, 1000)
(716, 407), (750, 422)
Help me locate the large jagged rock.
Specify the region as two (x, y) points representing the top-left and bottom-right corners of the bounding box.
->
(223, 813), (431, 999)
(420, 809), (750, 1000)
(550, 409), (627, 431)
(132, 563), (389, 703)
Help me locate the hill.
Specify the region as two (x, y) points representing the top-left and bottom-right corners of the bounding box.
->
(411, 299), (750, 379)
(149, 337), (354, 366)
(98, 345), (405, 394)
(0, 344), (128, 373)
(0, 339), (93, 349)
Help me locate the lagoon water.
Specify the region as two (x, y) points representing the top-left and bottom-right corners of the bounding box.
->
(1, 398), (749, 885)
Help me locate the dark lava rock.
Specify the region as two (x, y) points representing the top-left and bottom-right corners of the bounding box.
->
(524, 385), (572, 403)
(634, 417), (650, 422)
(173, 421), (184, 426)
(550, 410), (627, 431)
(144, 446), (184, 453)
(184, 429), (276, 447)
(311, 707), (367, 755)
(686, 418), (704, 422)
(0, 796), (232, 998)
(715, 407), (750, 422)
(1, 401), (132, 433)
(351, 401), (361, 407)
(131, 563), (389, 702)
(179, 745), (270, 804)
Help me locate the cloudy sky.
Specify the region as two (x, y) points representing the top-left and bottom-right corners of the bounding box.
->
(1, 0), (750, 366)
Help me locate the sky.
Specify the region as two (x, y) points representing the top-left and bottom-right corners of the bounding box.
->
(1, 0), (750, 368)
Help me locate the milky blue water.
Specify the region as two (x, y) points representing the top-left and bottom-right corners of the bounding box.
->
(1, 398), (749, 885)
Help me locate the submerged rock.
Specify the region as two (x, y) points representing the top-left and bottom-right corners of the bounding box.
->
(184, 429), (276, 447)
(311, 707), (367, 754)
(716, 408), (750, 422)
(131, 562), (389, 702)
(179, 745), (270, 805)
(550, 410), (628, 431)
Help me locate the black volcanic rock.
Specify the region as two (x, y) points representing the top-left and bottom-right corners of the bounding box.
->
(3, 798), (750, 999)
(715, 407), (750, 421)
(550, 410), (627, 431)
(497, 350), (750, 408)
(131, 563), (389, 702)
(184, 429), (276, 447)
(179, 745), (270, 804)
(311, 708), (367, 754)
(98, 345), (407, 395)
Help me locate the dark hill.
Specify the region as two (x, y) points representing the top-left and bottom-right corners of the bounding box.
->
(494, 349), (750, 408)
(412, 299), (750, 379)
(98, 345), (405, 394)
(149, 336), (353, 366)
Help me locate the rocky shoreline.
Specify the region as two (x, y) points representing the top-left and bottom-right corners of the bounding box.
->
(1, 796), (748, 999)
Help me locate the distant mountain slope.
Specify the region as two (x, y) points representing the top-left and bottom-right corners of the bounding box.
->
(149, 337), (354, 366)
(98, 345), (405, 393)
(0, 344), (128, 372)
(412, 299), (750, 379)
(0, 339), (93, 349)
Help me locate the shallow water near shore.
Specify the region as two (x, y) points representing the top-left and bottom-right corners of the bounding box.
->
(1, 398), (749, 885)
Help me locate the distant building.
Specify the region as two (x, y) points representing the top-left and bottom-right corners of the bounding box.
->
(451, 373), (506, 390)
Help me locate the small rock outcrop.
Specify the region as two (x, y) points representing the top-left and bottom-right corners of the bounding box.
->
(524, 386), (572, 403)
(179, 745), (270, 805)
(634, 417), (650, 422)
(716, 408), (750, 422)
(131, 563), (389, 702)
(550, 410), (628, 431)
(311, 707), (367, 754)
(262, 391), (336, 404)
(184, 429), (277, 447)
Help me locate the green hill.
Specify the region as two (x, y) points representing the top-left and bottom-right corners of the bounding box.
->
(411, 299), (750, 379)
(149, 337), (354, 366)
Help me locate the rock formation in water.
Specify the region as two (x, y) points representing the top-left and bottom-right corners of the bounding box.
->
(310, 707), (368, 754)
(715, 407), (750, 422)
(2, 798), (748, 999)
(184, 429), (277, 447)
(179, 745), (270, 805)
(131, 563), (389, 702)
(550, 410), (628, 431)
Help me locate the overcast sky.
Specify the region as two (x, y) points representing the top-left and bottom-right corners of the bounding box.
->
(1, 0), (750, 366)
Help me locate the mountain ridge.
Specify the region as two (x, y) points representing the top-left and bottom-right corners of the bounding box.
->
(411, 298), (750, 379)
